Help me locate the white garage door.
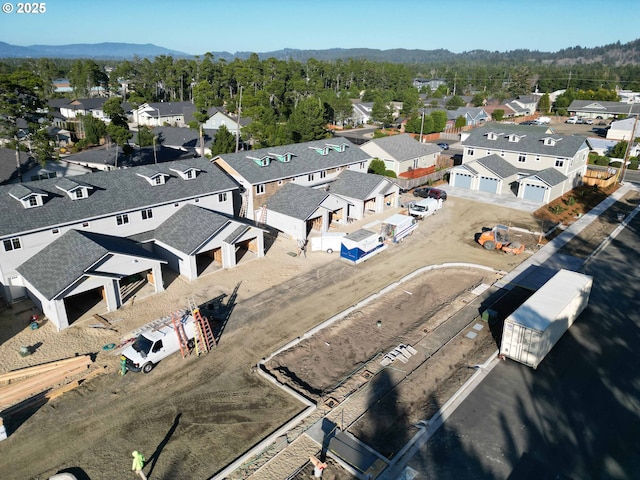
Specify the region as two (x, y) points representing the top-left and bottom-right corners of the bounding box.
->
(523, 184), (547, 202)
(453, 172), (473, 189)
(479, 176), (499, 194)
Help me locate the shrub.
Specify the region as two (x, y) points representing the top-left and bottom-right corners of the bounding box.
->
(549, 204), (565, 215)
(566, 195), (576, 206)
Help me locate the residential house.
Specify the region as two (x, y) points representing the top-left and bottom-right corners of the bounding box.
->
(135, 101), (197, 127)
(63, 145), (196, 171)
(568, 100), (640, 121)
(201, 107), (248, 137)
(360, 133), (441, 177)
(350, 101), (373, 126)
(606, 117), (639, 141)
(22, 160), (92, 182)
(327, 170), (401, 221)
(413, 78), (447, 90)
(505, 96), (539, 116)
(0, 157), (266, 330)
(59, 98), (131, 123)
(263, 182), (350, 239)
(451, 124), (589, 203)
(212, 138), (372, 221)
(585, 137), (619, 156)
(446, 107), (490, 127)
(153, 126), (215, 156)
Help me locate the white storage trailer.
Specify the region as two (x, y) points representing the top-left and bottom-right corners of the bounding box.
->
(310, 232), (347, 253)
(500, 269), (593, 369)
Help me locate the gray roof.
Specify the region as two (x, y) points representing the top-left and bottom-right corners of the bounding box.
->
(344, 228), (377, 242)
(144, 101), (197, 123)
(0, 157), (238, 237)
(524, 167), (568, 187)
(154, 204), (230, 255)
(364, 133), (441, 160)
(329, 170), (393, 200)
(0, 148), (37, 185)
(462, 124), (587, 157)
(568, 100), (640, 116)
(214, 138), (370, 184)
(475, 155), (519, 179)
(63, 145), (199, 169)
(154, 126), (215, 150)
(266, 183), (329, 220)
(16, 229), (159, 300)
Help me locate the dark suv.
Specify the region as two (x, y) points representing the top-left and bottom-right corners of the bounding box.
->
(413, 187), (447, 201)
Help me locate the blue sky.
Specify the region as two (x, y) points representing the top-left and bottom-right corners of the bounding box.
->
(1, 0), (638, 55)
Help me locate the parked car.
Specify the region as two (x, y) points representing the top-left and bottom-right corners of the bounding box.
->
(566, 117), (579, 124)
(413, 187), (447, 201)
(437, 142), (449, 150)
(585, 118), (594, 125)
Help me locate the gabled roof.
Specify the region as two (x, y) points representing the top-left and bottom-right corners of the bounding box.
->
(328, 170), (395, 200)
(16, 229), (160, 300)
(154, 204), (230, 255)
(153, 126), (215, 149)
(213, 138), (369, 184)
(140, 101), (197, 123)
(523, 167), (568, 187)
(266, 182), (330, 221)
(475, 155), (519, 179)
(0, 148), (37, 185)
(462, 124), (587, 157)
(0, 157), (238, 237)
(362, 133), (441, 161)
(63, 145), (197, 169)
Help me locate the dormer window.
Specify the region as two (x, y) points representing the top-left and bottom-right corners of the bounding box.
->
(169, 164), (201, 180)
(309, 146), (329, 155)
(55, 178), (93, 200)
(326, 143), (348, 153)
(487, 132), (501, 141)
(269, 152), (294, 163)
(9, 184), (47, 209)
(508, 134), (525, 142)
(248, 155), (272, 167)
(542, 137), (561, 146)
(137, 167), (168, 185)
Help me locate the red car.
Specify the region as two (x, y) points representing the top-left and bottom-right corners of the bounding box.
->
(413, 187), (447, 201)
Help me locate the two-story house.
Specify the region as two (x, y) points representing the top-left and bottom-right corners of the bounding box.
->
(450, 124), (589, 203)
(135, 101), (198, 127)
(359, 133), (441, 177)
(212, 138), (373, 221)
(0, 157), (264, 330)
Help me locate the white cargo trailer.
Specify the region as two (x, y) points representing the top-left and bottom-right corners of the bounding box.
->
(500, 269), (593, 369)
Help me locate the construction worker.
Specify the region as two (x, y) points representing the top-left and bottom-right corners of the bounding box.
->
(131, 450), (147, 480)
(120, 355), (128, 376)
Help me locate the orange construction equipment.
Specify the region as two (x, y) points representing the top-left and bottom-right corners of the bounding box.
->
(477, 224), (525, 254)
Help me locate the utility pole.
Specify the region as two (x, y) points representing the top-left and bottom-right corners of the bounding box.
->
(619, 110), (638, 184)
(235, 86), (243, 153)
(419, 108), (425, 143)
(14, 135), (22, 183)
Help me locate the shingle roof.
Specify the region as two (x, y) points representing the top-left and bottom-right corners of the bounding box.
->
(328, 170), (393, 200)
(16, 230), (159, 300)
(153, 126), (215, 149)
(0, 148), (36, 185)
(154, 204), (230, 254)
(524, 167), (568, 187)
(568, 100), (640, 116)
(0, 157), (238, 237)
(363, 133), (441, 160)
(476, 155), (519, 179)
(266, 183), (330, 220)
(63, 145), (198, 169)
(67, 98), (108, 111)
(462, 124), (587, 157)
(214, 138), (370, 184)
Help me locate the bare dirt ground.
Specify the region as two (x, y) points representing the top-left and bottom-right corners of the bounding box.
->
(0, 195), (546, 480)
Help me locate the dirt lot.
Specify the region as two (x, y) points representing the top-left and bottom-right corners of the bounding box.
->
(0, 196), (547, 480)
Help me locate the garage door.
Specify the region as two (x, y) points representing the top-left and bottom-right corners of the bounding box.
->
(479, 176), (499, 194)
(453, 172), (473, 189)
(522, 184), (547, 202)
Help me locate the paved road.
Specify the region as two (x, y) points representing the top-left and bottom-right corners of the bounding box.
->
(399, 207), (640, 479)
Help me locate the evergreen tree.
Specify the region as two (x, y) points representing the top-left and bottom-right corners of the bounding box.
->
(210, 124), (236, 155)
(286, 97), (327, 143)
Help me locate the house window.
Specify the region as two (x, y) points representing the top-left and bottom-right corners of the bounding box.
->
(467, 148), (474, 156)
(52, 228), (60, 235)
(256, 184), (265, 195)
(75, 189), (84, 199)
(82, 222), (89, 228)
(218, 192), (227, 202)
(320, 171), (326, 179)
(154, 176), (162, 185)
(555, 159), (564, 168)
(308, 173), (315, 181)
(360, 162), (365, 168)
(518, 154), (526, 163)
(141, 209), (153, 220)
(116, 214), (129, 226)
(3, 237), (21, 252)
(28, 197), (38, 207)
(185, 170), (194, 179)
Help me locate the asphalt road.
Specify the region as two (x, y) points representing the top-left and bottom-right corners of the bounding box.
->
(402, 207), (640, 479)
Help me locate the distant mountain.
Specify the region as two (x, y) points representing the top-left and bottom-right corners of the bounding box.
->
(1, 40), (639, 65)
(0, 42), (191, 59)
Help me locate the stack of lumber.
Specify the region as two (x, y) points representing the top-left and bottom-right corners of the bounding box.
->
(0, 355), (93, 410)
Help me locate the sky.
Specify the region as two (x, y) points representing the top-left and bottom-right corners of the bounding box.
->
(0, 0), (639, 55)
